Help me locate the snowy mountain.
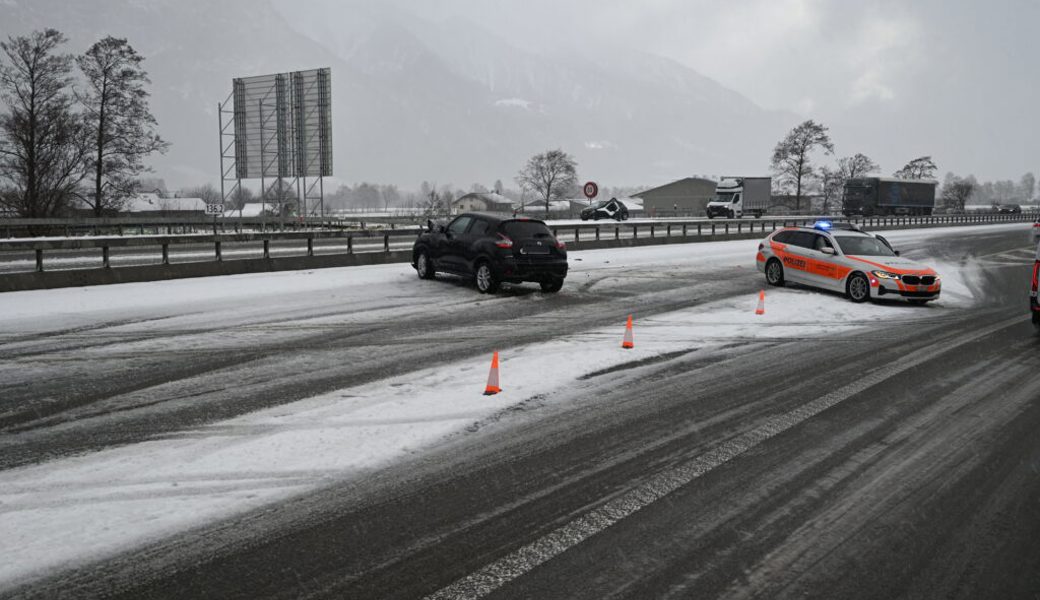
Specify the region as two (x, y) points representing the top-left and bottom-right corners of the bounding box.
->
(0, 0), (795, 189)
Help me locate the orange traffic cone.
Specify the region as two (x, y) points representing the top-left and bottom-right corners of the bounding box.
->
(483, 351), (501, 395)
(755, 290), (766, 315)
(622, 315), (634, 349)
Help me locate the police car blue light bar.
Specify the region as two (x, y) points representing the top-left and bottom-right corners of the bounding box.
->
(814, 220), (833, 230)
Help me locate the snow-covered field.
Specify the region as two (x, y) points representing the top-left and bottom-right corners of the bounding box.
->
(0, 223), (1025, 589)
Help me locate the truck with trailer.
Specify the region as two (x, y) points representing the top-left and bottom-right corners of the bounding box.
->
(705, 176), (772, 219)
(842, 177), (937, 217)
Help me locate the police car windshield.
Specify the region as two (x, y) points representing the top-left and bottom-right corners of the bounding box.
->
(834, 235), (896, 257)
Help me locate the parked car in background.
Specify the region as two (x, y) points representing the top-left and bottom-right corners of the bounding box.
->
(997, 203), (1022, 214)
(580, 198), (629, 221)
(412, 213), (568, 293)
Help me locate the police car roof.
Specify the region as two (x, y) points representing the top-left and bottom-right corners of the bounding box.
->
(784, 225), (871, 236)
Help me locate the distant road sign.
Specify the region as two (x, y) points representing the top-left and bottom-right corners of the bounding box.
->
(583, 181), (598, 199)
(205, 203), (224, 216)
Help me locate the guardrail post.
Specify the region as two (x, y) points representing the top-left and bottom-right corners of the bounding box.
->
(347, 235), (353, 254)
(614, 226), (619, 240)
(650, 224), (655, 238)
(725, 223), (729, 235)
(215, 241), (222, 261)
(35, 249), (43, 272)
(737, 222), (742, 234)
(667, 224), (672, 237)
(383, 233), (390, 252)
(633, 225), (638, 239)
(162, 243), (169, 264)
(307, 237), (314, 257)
(575, 227), (580, 243)
(698, 223), (702, 236)
(595, 226), (600, 241)
(102, 246), (110, 268)
(711, 223), (716, 237)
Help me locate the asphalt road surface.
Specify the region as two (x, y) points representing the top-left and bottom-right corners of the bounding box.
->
(3, 226), (1038, 599)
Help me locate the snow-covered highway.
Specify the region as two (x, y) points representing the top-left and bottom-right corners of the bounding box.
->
(1, 223), (1038, 599)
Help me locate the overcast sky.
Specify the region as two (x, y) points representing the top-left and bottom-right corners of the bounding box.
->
(414, 0), (1038, 181)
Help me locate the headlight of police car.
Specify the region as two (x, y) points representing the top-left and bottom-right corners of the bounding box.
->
(871, 270), (901, 280)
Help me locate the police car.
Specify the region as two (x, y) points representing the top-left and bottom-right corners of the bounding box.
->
(756, 221), (941, 304)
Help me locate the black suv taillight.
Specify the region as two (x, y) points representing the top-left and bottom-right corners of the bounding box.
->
(495, 233), (513, 249)
(1032, 260), (1039, 293)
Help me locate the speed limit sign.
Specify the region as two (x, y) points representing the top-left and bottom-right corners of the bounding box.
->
(583, 181), (598, 200)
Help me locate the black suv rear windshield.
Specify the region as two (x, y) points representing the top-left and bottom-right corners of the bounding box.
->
(501, 220), (553, 239)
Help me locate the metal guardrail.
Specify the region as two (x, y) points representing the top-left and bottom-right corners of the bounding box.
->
(0, 212), (1032, 275)
(0, 215), (420, 238)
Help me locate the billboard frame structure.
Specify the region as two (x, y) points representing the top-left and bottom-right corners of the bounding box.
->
(218, 68), (332, 220)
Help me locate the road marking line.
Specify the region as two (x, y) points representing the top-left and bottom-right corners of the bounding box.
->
(425, 314), (1025, 600)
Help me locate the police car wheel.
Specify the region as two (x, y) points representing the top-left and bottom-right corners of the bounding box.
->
(847, 273), (870, 303)
(765, 259), (785, 287)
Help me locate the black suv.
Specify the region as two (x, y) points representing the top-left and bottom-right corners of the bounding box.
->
(580, 198), (629, 221)
(412, 213), (568, 293)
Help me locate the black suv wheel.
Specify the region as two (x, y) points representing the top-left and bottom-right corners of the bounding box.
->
(540, 277), (563, 293)
(475, 262), (499, 294)
(415, 251), (435, 279)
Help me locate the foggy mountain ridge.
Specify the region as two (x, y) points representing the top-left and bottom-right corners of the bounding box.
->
(1, 0), (796, 191)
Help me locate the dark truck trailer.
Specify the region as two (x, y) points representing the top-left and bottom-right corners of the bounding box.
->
(842, 177), (937, 217)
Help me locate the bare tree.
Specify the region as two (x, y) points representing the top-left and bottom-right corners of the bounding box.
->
(838, 153), (880, 180)
(1019, 172), (1035, 201)
(0, 29), (88, 217)
(770, 120), (834, 212)
(380, 184), (400, 210)
(185, 184), (220, 203)
(77, 36), (168, 216)
(516, 149), (578, 216)
(818, 166), (844, 215)
(941, 176), (975, 211)
(419, 182), (450, 219)
(893, 156), (937, 180)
